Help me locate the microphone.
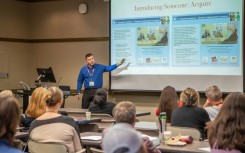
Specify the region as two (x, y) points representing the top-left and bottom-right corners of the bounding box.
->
(56, 77), (62, 87)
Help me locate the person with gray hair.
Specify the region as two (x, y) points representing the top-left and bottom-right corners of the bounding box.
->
(112, 101), (161, 153)
(113, 101), (136, 125)
(102, 123), (147, 153)
(203, 85), (223, 121)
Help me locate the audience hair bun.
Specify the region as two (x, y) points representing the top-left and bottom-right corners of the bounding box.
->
(46, 98), (53, 105)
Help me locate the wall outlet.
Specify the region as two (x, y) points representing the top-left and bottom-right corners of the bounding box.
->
(0, 72), (8, 79)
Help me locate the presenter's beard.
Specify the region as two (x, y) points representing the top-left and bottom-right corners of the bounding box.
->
(88, 63), (94, 68)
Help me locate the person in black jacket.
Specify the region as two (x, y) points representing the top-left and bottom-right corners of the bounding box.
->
(89, 88), (115, 116)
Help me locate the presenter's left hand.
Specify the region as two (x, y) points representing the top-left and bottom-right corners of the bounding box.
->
(117, 58), (126, 66)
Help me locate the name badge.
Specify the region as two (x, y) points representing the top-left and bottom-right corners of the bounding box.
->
(89, 81), (94, 86)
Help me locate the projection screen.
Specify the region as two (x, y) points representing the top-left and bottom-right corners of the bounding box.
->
(110, 0), (244, 92)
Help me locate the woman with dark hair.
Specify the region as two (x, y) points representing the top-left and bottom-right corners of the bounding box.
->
(0, 96), (21, 153)
(89, 88), (115, 116)
(171, 87), (210, 140)
(155, 86), (178, 123)
(206, 92), (245, 153)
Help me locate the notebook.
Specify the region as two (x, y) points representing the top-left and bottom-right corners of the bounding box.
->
(59, 85), (71, 96)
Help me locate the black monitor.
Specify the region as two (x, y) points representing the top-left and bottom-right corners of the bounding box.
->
(36, 67), (56, 83)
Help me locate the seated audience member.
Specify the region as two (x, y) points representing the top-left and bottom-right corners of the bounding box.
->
(171, 87), (210, 140)
(0, 96), (22, 153)
(203, 85), (223, 120)
(155, 86), (178, 123)
(206, 92), (245, 153)
(113, 101), (161, 153)
(0, 90), (14, 97)
(103, 123), (147, 153)
(29, 87), (82, 153)
(20, 87), (47, 127)
(89, 88), (115, 116)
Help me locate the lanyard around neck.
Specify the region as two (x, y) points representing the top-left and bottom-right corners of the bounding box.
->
(86, 66), (95, 77)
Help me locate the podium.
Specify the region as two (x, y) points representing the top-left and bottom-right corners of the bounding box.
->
(15, 89), (33, 114)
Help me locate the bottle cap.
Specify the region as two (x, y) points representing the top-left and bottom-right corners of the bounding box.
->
(159, 112), (167, 116)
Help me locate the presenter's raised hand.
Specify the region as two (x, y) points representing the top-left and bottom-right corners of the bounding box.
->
(117, 58), (126, 67)
(77, 93), (81, 100)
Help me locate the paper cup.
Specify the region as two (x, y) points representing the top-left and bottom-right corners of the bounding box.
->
(86, 111), (91, 120)
(163, 131), (172, 142)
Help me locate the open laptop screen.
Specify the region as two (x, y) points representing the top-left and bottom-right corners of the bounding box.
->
(59, 86), (70, 96)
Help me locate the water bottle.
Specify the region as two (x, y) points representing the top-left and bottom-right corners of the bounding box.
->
(158, 112), (167, 142)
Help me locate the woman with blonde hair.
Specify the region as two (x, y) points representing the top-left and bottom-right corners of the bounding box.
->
(0, 90), (14, 97)
(206, 92), (245, 153)
(29, 86), (83, 153)
(171, 87), (210, 140)
(0, 96), (21, 153)
(21, 87), (47, 127)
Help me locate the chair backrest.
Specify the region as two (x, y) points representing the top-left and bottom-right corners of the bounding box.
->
(91, 114), (115, 132)
(136, 129), (159, 137)
(91, 113), (115, 121)
(167, 126), (201, 141)
(78, 123), (99, 133)
(28, 140), (67, 153)
(90, 147), (104, 153)
(68, 113), (115, 132)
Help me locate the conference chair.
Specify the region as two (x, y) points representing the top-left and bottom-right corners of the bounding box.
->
(89, 147), (104, 153)
(91, 113), (115, 132)
(167, 126), (201, 141)
(67, 113), (114, 132)
(136, 128), (159, 137)
(79, 123), (99, 133)
(28, 140), (86, 153)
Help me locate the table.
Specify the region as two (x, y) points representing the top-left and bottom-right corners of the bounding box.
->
(157, 141), (210, 153)
(135, 121), (158, 130)
(59, 108), (150, 117)
(80, 132), (102, 147)
(80, 132), (210, 153)
(59, 108), (88, 114)
(75, 118), (101, 125)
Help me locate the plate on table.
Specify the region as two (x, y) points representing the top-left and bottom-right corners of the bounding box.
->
(167, 141), (187, 146)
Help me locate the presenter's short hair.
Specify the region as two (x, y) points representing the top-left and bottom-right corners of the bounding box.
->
(85, 53), (93, 59)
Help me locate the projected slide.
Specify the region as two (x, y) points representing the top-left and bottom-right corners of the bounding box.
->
(110, 0), (243, 92)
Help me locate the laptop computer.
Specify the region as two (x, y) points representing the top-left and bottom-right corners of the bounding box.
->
(59, 85), (71, 96)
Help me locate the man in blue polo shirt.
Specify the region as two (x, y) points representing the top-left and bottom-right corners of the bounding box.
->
(77, 53), (125, 109)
